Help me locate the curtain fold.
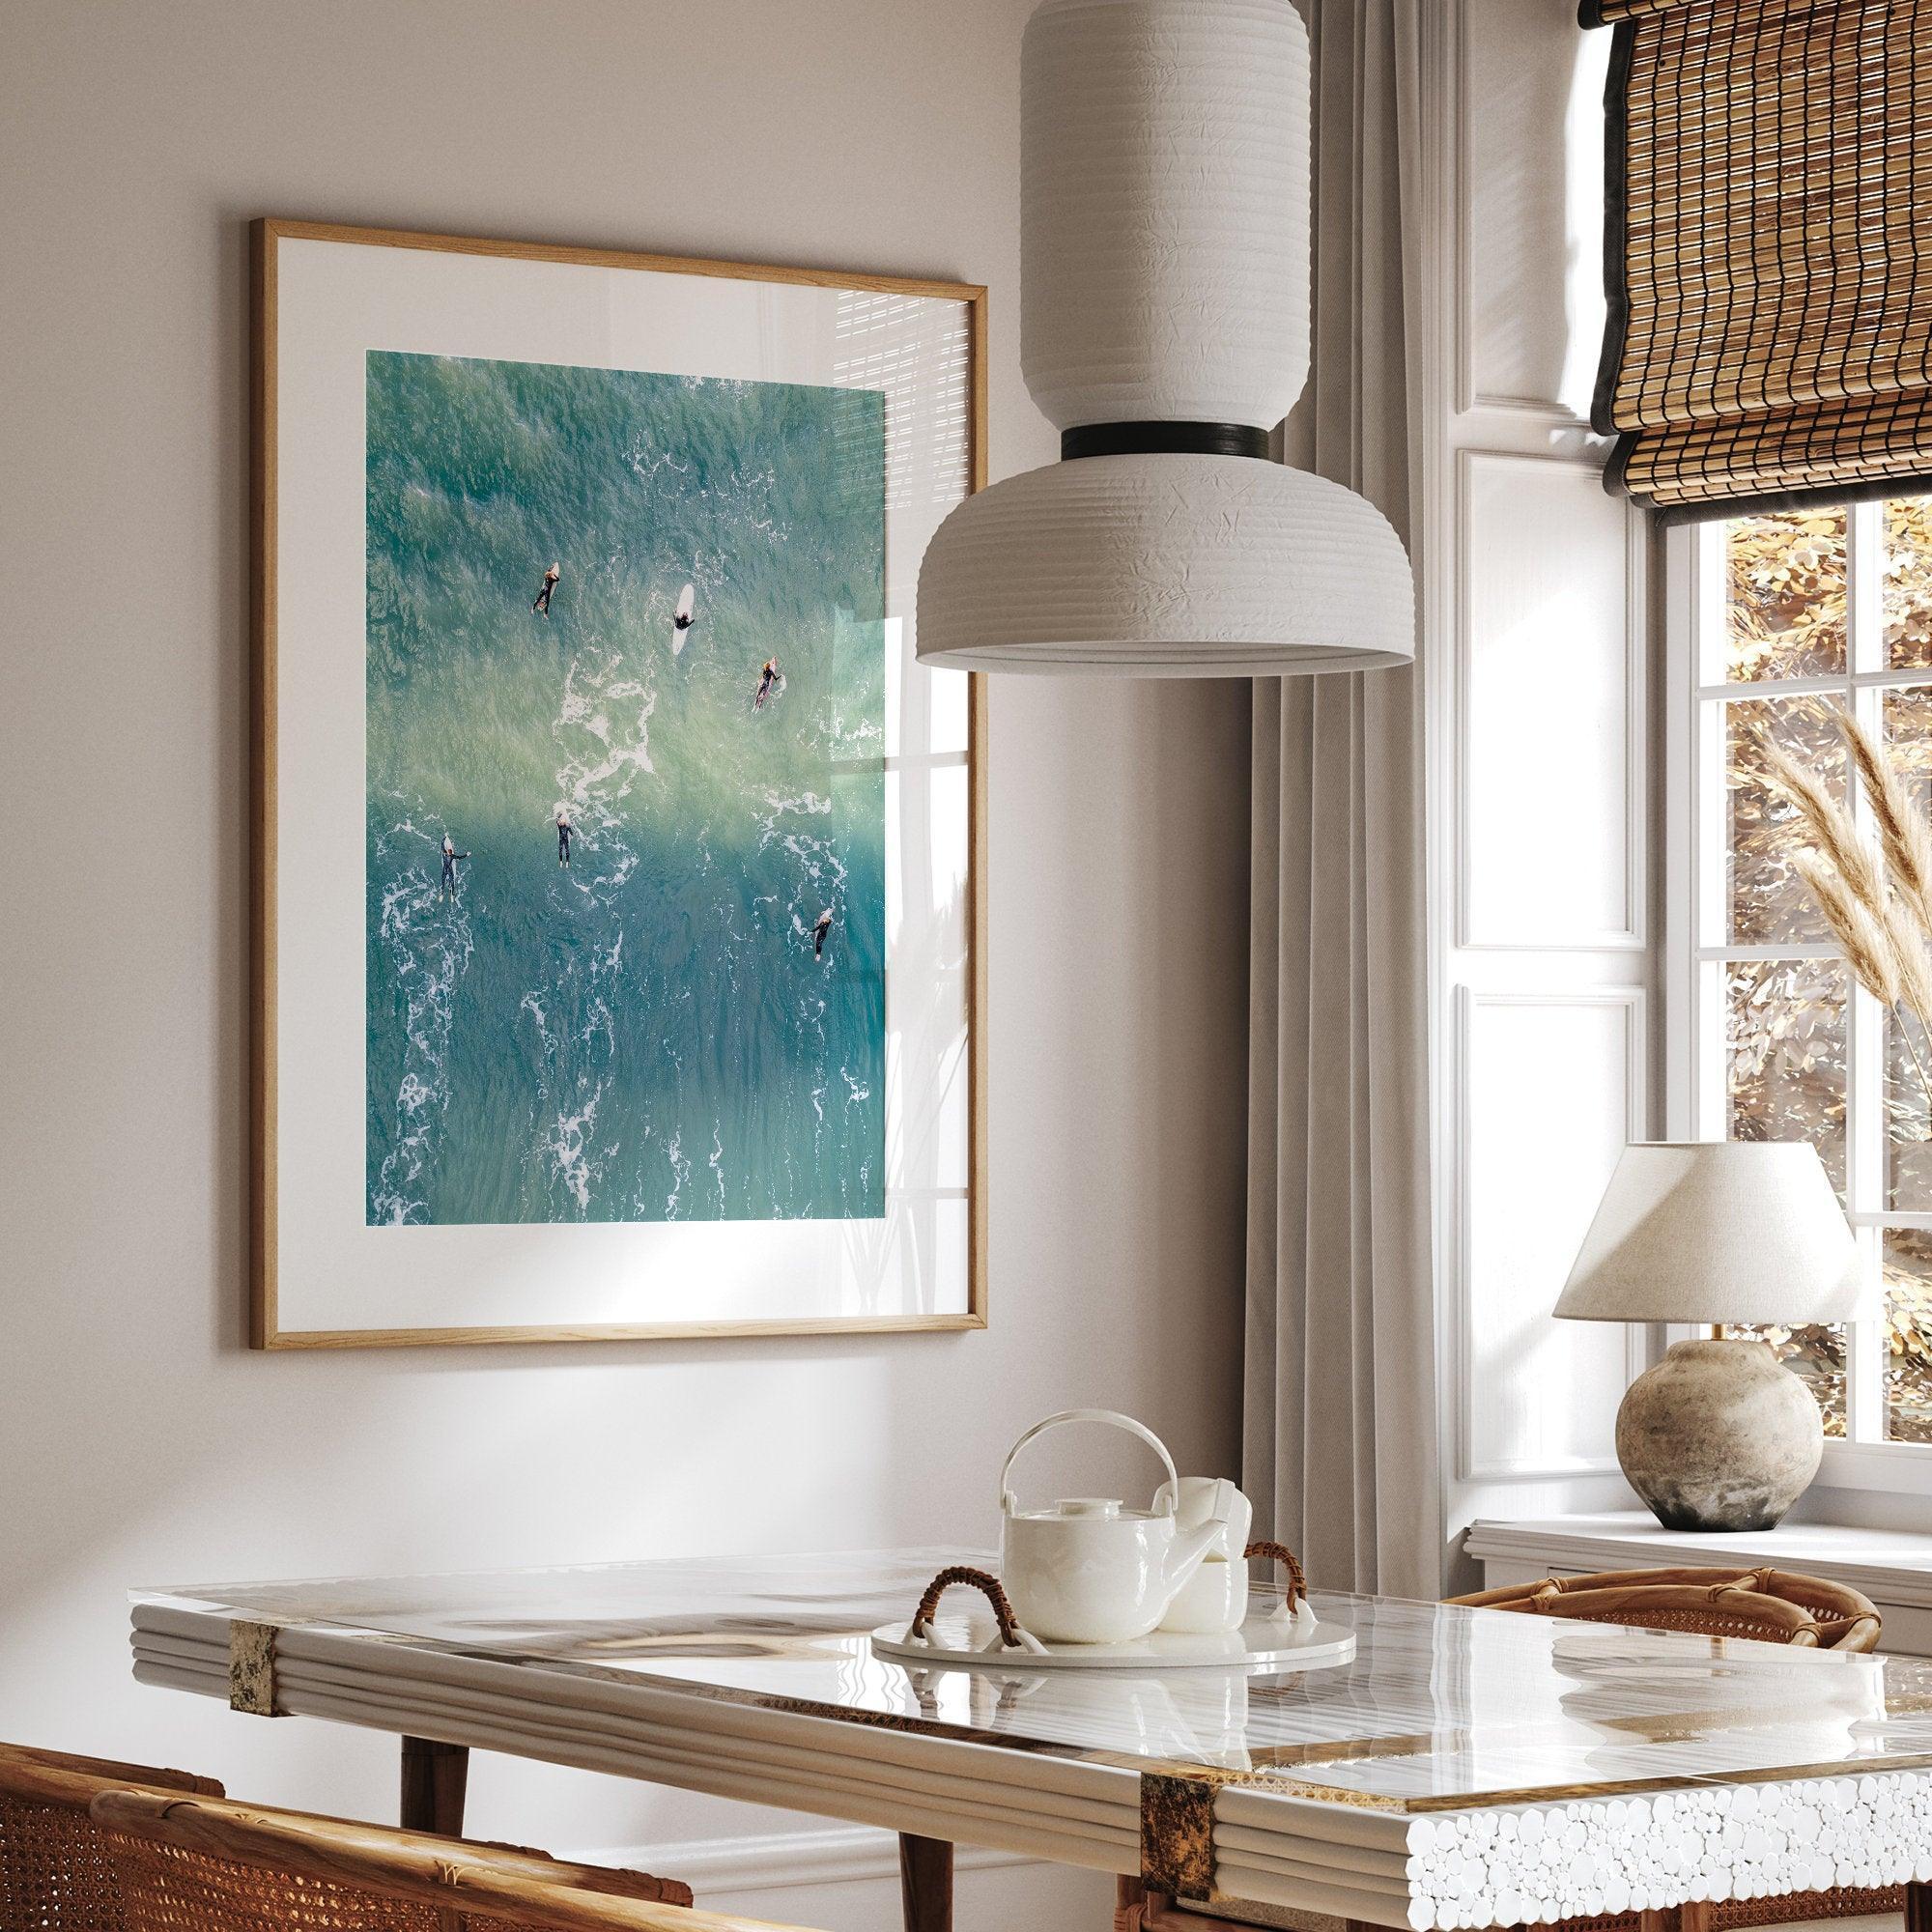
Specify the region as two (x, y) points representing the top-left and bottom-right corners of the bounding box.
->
(1242, 0), (1439, 1603)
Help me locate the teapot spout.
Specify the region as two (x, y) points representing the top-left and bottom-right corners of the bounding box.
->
(1160, 1520), (1224, 1598)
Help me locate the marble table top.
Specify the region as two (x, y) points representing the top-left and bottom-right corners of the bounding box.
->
(128, 1548), (1932, 1929)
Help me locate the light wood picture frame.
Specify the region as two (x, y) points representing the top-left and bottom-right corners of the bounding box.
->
(251, 219), (986, 1349)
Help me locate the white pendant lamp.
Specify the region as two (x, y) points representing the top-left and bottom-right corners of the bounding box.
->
(916, 0), (1415, 677)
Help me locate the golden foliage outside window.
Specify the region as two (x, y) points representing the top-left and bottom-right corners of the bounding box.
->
(1726, 511), (1847, 683)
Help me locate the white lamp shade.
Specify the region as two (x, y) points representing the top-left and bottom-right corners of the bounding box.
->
(917, 453), (1414, 674)
(1553, 1141), (1864, 1326)
(1021, 0), (1311, 429)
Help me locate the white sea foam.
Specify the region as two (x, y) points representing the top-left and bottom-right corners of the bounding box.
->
(544, 1080), (609, 1213)
(369, 820), (475, 1225)
(664, 1128), (691, 1218)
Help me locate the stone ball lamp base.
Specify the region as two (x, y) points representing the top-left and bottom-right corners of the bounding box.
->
(1614, 1337), (1823, 1533)
(1553, 1142), (1863, 1535)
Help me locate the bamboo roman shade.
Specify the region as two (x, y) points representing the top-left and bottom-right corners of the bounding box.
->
(1583, 0), (1932, 519)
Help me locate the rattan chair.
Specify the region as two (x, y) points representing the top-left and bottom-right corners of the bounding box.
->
(1445, 1564), (1883, 1653)
(1444, 1567), (1889, 1932)
(0, 1743), (225, 1932)
(85, 1787), (793, 1932)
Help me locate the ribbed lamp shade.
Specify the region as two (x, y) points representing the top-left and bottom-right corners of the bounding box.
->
(1022, 0), (1309, 430)
(1553, 1142), (1864, 1327)
(916, 0), (1415, 677)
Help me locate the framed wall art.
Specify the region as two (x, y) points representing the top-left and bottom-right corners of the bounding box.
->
(250, 219), (985, 1347)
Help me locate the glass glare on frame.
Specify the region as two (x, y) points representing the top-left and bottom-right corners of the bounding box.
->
(1724, 696), (1847, 946)
(1724, 955), (1848, 1196)
(1724, 508), (1848, 683)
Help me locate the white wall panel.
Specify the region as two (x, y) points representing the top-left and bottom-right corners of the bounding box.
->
(1460, 452), (1638, 950)
(1459, 989), (1644, 1479)
(1426, 0), (1652, 1588)
(1460, 0), (1608, 420)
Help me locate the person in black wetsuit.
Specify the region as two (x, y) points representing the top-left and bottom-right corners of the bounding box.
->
(555, 810), (573, 867)
(813, 906), (834, 958)
(753, 655), (781, 711)
(533, 562), (561, 615)
(440, 834), (469, 900)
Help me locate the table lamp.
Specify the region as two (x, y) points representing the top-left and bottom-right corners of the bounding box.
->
(1553, 1141), (1862, 1532)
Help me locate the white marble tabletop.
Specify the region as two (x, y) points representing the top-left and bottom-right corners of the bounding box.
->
(128, 1548), (1932, 1930)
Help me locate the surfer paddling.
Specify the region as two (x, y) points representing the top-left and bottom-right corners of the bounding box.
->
(813, 907), (834, 959)
(532, 562), (561, 615)
(554, 810), (574, 867)
(670, 582), (696, 655)
(440, 834), (469, 900)
(753, 655), (781, 711)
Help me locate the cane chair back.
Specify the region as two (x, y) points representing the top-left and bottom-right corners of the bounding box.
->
(88, 1789), (798, 1932)
(1447, 1565), (1881, 1653)
(0, 1743), (223, 1932)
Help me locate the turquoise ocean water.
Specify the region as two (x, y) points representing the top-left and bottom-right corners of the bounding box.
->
(364, 351), (887, 1225)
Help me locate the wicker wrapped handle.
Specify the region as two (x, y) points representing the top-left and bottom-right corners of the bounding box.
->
(910, 1565), (1030, 1649)
(1245, 1540), (1308, 1611)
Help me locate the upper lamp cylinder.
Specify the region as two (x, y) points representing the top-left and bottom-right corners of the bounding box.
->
(1021, 0), (1311, 430)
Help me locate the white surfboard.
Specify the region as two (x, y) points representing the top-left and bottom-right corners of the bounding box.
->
(671, 582), (696, 654)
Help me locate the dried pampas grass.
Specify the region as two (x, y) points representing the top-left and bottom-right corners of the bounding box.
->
(1793, 849), (1898, 1007)
(1840, 711), (1932, 936)
(1757, 708), (1932, 1111)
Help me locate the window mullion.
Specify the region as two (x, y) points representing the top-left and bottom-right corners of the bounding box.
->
(1847, 504), (1886, 1442)
(1848, 1226), (1885, 1443)
(1851, 498), (1884, 678)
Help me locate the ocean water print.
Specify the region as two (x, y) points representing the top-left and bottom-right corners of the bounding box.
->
(364, 350), (888, 1225)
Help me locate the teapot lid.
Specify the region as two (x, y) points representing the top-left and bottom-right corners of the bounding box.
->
(1050, 1496), (1122, 1518)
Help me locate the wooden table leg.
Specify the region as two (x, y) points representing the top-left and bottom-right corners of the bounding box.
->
(400, 1736), (469, 1836)
(1909, 1882), (1932, 1932)
(897, 1833), (952, 1932)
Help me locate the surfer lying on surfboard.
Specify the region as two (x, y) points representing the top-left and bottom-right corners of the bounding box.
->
(532, 562), (561, 615)
(554, 810), (574, 867)
(753, 656), (781, 711)
(813, 907), (834, 958)
(440, 835), (469, 900)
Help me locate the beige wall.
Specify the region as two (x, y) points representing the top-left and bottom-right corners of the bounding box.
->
(0, 0), (1250, 1896)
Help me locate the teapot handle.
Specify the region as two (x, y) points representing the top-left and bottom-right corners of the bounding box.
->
(999, 1408), (1181, 1518)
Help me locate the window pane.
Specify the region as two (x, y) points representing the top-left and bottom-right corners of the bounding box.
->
(1719, 1323), (1846, 1437)
(1725, 696), (1847, 945)
(1885, 496), (1932, 670)
(1725, 509), (1848, 683)
(1885, 1229), (1932, 1442)
(1725, 955), (1848, 1194)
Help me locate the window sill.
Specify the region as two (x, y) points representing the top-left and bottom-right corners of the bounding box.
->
(1463, 1511), (1932, 1653)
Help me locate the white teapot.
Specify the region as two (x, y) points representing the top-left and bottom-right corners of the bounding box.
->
(998, 1410), (1233, 1643)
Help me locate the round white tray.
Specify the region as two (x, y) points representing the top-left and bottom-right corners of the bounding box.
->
(869, 1610), (1355, 1672)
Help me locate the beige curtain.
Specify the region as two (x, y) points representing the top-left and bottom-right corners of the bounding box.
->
(1243, 0), (1439, 1602)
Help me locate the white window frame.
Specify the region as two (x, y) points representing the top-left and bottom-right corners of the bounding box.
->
(1665, 506), (1932, 1495)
